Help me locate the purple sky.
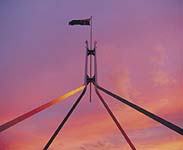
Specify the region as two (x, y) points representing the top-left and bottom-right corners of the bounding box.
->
(0, 0), (183, 149)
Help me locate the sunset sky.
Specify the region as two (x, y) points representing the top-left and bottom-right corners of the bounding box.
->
(0, 0), (183, 149)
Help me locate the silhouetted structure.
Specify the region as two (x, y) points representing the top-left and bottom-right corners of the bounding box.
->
(0, 18), (182, 150)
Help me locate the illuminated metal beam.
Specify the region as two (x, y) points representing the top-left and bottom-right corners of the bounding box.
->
(0, 85), (85, 132)
(95, 88), (136, 150)
(95, 84), (183, 136)
(43, 87), (87, 150)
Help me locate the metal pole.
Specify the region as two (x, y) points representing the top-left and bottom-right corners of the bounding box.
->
(0, 85), (85, 133)
(85, 41), (89, 85)
(94, 41), (97, 84)
(95, 84), (183, 136)
(43, 87), (87, 150)
(95, 87), (136, 150)
(89, 16), (92, 102)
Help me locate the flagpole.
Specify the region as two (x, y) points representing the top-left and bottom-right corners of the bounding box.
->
(90, 16), (92, 50)
(89, 16), (92, 102)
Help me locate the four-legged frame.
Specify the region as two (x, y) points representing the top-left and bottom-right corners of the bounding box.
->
(43, 41), (183, 149)
(0, 41), (182, 150)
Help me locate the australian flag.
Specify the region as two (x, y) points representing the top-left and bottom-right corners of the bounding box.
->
(69, 18), (90, 26)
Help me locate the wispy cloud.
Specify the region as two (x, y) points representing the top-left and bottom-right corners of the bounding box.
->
(152, 69), (176, 86)
(150, 46), (176, 87)
(79, 140), (122, 150)
(115, 69), (141, 100)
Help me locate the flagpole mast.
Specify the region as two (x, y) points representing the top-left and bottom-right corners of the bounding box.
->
(89, 16), (92, 102)
(90, 16), (92, 50)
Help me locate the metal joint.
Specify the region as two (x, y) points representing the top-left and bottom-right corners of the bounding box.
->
(87, 49), (95, 56)
(87, 75), (95, 84)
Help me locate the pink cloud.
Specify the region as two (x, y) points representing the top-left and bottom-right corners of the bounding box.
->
(150, 46), (176, 87)
(152, 69), (176, 86)
(115, 70), (141, 100)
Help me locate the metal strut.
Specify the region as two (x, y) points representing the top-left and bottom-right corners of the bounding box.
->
(95, 84), (183, 136)
(92, 42), (136, 149)
(0, 85), (85, 133)
(86, 40), (96, 102)
(95, 87), (136, 150)
(43, 87), (87, 150)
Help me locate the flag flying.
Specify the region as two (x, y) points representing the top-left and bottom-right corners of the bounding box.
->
(69, 18), (90, 26)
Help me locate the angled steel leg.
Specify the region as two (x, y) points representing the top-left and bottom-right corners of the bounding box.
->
(95, 87), (136, 150)
(0, 85), (85, 133)
(43, 87), (87, 150)
(95, 84), (183, 136)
